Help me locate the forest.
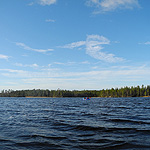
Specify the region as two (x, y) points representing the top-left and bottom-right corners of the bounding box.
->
(0, 85), (150, 98)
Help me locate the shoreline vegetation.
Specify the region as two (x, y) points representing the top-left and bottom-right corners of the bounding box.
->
(0, 85), (150, 98)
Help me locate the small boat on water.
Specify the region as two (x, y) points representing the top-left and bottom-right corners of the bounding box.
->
(83, 97), (91, 100)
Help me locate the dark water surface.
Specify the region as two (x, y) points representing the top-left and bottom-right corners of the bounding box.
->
(0, 97), (150, 150)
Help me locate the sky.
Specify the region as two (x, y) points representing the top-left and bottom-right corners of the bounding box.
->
(0, 0), (150, 91)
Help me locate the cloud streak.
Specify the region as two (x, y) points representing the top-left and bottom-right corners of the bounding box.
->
(16, 42), (54, 53)
(61, 34), (124, 63)
(143, 41), (150, 45)
(86, 0), (140, 13)
(15, 63), (39, 68)
(38, 0), (57, 6)
(45, 19), (56, 22)
(1, 64), (150, 90)
(61, 41), (86, 49)
(0, 54), (9, 60)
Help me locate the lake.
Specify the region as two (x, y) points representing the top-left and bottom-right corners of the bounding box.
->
(0, 97), (150, 150)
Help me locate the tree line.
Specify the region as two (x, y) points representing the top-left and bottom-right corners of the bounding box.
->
(0, 85), (150, 98)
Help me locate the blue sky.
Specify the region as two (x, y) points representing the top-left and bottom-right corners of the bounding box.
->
(0, 0), (150, 90)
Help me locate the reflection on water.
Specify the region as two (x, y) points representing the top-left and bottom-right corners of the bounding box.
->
(0, 97), (150, 149)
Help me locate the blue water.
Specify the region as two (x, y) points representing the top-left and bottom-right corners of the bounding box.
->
(0, 97), (150, 150)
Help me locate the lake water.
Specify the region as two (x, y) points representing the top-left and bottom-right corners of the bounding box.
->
(0, 97), (150, 150)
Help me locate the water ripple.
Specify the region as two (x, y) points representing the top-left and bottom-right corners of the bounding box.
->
(1, 97), (150, 149)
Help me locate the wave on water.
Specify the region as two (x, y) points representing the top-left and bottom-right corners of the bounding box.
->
(1, 97), (150, 149)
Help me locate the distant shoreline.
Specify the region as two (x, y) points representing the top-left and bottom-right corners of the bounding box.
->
(0, 96), (150, 98)
(25, 96), (57, 98)
(1, 86), (150, 98)
(25, 96), (150, 98)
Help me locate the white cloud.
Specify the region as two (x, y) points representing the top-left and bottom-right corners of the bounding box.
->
(144, 41), (150, 45)
(86, 35), (124, 62)
(1, 64), (150, 90)
(31, 64), (39, 68)
(81, 61), (90, 64)
(61, 34), (124, 63)
(0, 54), (9, 60)
(45, 19), (56, 22)
(53, 62), (65, 65)
(15, 63), (39, 68)
(0, 69), (26, 74)
(0, 68), (59, 79)
(49, 61), (90, 66)
(15, 42), (54, 53)
(86, 0), (140, 13)
(38, 0), (57, 6)
(60, 41), (86, 49)
(138, 41), (150, 45)
(53, 61), (77, 66)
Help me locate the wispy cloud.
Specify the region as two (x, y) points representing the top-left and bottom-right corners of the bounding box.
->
(60, 41), (86, 49)
(0, 68), (59, 78)
(45, 19), (56, 22)
(138, 41), (150, 45)
(0, 54), (9, 60)
(143, 41), (150, 45)
(15, 42), (54, 53)
(1, 64), (150, 90)
(61, 34), (124, 63)
(38, 0), (57, 6)
(0, 69), (26, 74)
(86, 0), (140, 13)
(15, 63), (39, 68)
